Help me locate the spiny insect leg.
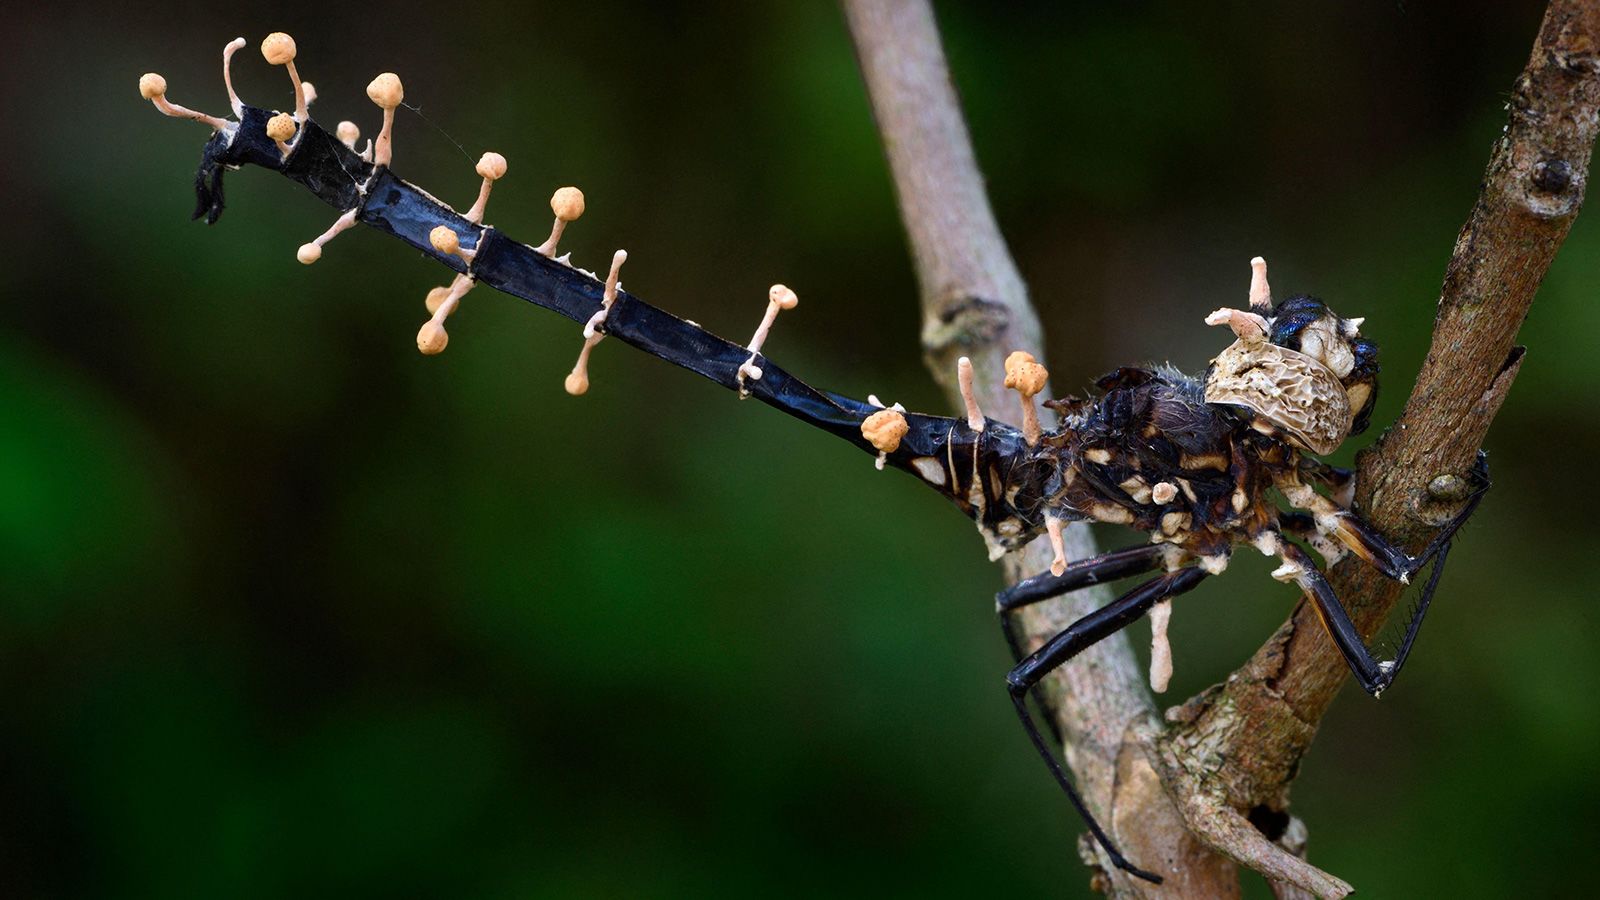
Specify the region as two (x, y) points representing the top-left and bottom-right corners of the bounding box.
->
(1284, 540), (1453, 697)
(1005, 567), (1208, 885)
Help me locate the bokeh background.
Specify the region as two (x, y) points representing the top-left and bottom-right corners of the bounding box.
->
(3, 1), (1596, 896)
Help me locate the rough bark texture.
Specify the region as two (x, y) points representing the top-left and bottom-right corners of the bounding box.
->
(844, 0), (1599, 897)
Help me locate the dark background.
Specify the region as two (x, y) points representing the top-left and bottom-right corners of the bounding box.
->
(3, 1), (1596, 896)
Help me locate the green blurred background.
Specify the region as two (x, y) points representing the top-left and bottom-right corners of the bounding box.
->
(3, 1), (1596, 896)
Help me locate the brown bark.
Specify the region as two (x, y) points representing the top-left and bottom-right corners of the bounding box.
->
(844, 0), (1600, 897)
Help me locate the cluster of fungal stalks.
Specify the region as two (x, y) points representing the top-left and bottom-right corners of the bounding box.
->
(139, 33), (817, 399)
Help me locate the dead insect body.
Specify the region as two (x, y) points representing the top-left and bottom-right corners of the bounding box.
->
(141, 37), (1492, 886)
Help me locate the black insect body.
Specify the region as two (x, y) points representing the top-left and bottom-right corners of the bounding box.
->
(141, 39), (1492, 886)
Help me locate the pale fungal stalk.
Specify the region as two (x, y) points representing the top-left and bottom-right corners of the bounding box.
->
(138, 73), (229, 130)
(537, 188), (586, 257)
(1002, 350), (1048, 445)
(296, 209), (359, 264)
(366, 73), (404, 168)
(1044, 514), (1068, 577)
(1204, 256), (1275, 341)
(1148, 599), (1174, 692)
(1248, 254), (1272, 312)
(222, 37), (246, 117)
(957, 356), (984, 431)
(416, 274), (475, 355)
(566, 251), (629, 396)
(737, 285), (799, 396)
(583, 250), (629, 337)
(260, 32), (307, 124)
(464, 153), (508, 225)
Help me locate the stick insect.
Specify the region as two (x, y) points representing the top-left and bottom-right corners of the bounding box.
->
(139, 34), (1491, 883)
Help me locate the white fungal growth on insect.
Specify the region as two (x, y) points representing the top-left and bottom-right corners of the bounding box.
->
(1271, 556), (1307, 583)
(1205, 337), (1353, 456)
(737, 285), (798, 397)
(911, 457), (946, 486)
(1151, 481), (1178, 504)
(1248, 255), (1273, 312)
(1045, 514), (1068, 576)
(1148, 599), (1174, 693)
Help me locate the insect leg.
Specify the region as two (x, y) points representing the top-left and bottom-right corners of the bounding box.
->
(996, 544), (1169, 616)
(995, 544), (1169, 745)
(1006, 567), (1209, 885)
(1279, 540), (1452, 697)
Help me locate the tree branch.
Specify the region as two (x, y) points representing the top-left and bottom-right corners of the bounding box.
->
(1144, 2), (1600, 896)
(842, 1), (1233, 895)
(846, 0), (1600, 897)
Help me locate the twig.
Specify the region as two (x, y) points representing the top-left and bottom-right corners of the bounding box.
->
(841, 1), (1233, 894)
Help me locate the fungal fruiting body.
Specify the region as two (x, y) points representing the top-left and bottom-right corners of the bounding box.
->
(142, 37), (1492, 887)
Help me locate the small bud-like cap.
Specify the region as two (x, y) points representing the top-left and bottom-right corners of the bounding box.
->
(296, 243), (322, 264)
(366, 73), (404, 109)
(769, 284), (798, 310)
(336, 121), (360, 145)
(429, 225), (461, 255)
(564, 371), (590, 396)
(266, 112), (297, 142)
(476, 152), (507, 180)
(550, 187), (585, 221)
(417, 321), (449, 355)
(139, 72), (166, 99)
(260, 32), (297, 66)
